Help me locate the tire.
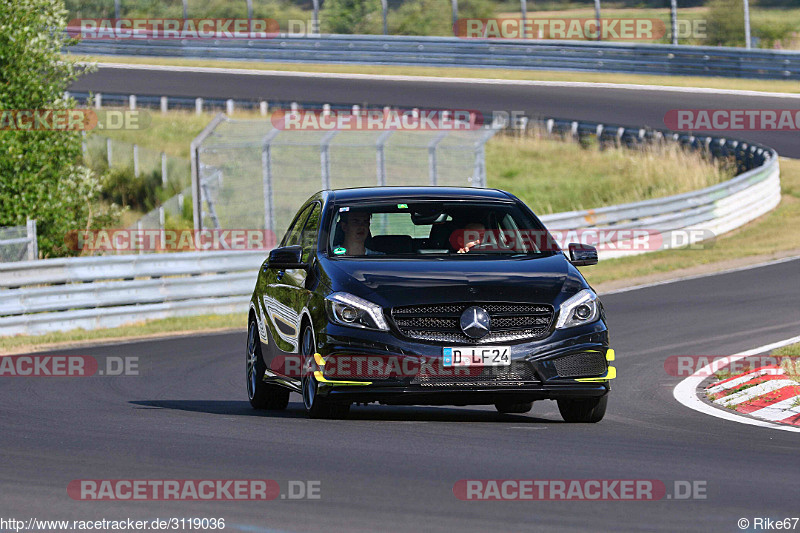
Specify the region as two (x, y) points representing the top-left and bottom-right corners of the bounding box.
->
(247, 319), (290, 410)
(557, 394), (608, 423)
(300, 324), (350, 419)
(495, 401), (533, 414)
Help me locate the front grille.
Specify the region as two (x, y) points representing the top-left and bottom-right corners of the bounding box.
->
(392, 302), (554, 344)
(553, 352), (607, 378)
(411, 360), (538, 387)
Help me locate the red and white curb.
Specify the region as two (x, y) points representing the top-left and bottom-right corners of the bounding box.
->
(706, 365), (800, 426)
(673, 334), (800, 433)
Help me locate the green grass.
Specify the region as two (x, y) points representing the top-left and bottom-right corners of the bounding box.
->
(0, 313), (245, 354)
(487, 132), (731, 214)
(69, 54), (800, 95)
(582, 157), (800, 287)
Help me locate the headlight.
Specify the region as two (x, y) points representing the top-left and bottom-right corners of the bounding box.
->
(555, 289), (600, 329)
(325, 292), (389, 331)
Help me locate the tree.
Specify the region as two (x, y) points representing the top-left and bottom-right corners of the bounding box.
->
(0, 0), (115, 257)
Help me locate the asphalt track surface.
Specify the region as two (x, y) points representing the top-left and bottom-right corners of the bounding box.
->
(70, 65), (800, 157)
(3, 258), (799, 532)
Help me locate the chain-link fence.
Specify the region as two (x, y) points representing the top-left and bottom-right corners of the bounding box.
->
(194, 115), (499, 239)
(0, 220), (37, 262)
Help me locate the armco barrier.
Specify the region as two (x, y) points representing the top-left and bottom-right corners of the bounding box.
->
(0, 251), (264, 336)
(68, 34), (800, 80)
(0, 118), (782, 336)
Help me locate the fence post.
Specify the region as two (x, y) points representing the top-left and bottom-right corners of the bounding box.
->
(520, 0), (527, 27)
(381, 0), (388, 35)
(451, 0), (458, 30)
(161, 152), (168, 187)
(246, 0), (253, 19)
(133, 144), (140, 177)
(81, 131), (87, 160)
(312, 0), (319, 35)
(137, 220), (143, 254)
(261, 129), (280, 234)
(743, 0), (752, 49)
(670, 0), (678, 45)
(26, 219), (37, 261)
(94, 93), (102, 109)
(159, 207), (166, 250)
(129, 94), (136, 110)
(428, 132), (447, 186)
(320, 131), (338, 190)
(195, 97), (203, 115)
(375, 131), (393, 187)
(107, 137), (113, 166)
(594, 0), (602, 40)
(226, 99), (235, 115)
(259, 101), (268, 116)
(190, 113), (227, 231)
(182, 0), (188, 18)
(160, 96), (168, 114)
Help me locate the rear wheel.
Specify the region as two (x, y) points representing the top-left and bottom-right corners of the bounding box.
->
(557, 395), (607, 423)
(495, 401), (533, 414)
(247, 319), (290, 410)
(300, 324), (350, 419)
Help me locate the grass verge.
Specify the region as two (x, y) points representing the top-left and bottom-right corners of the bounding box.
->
(585, 157), (800, 288)
(69, 54), (800, 95)
(0, 314), (246, 355)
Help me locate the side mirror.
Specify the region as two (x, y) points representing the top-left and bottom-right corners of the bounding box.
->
(568, 243), (598, 266)
(267, 245), (308, 270)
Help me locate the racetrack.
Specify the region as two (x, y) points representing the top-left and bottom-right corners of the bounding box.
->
(3, 257), (799, 532)
(69, 64), (800, 158)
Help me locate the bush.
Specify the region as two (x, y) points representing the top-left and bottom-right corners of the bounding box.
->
(322, 0), (382, 34)
(0, 0), (118, 257)
(704, 0), (746, 47)
(389, 0), (496, 36)
(100, 166), (163, 212)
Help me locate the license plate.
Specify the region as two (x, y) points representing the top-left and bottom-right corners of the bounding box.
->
(443, 346), (511, 367)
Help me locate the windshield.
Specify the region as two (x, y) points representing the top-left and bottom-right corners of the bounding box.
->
(327, 201), (558, 258)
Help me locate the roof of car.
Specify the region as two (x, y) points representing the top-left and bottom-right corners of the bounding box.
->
(328, 187), (514, 202)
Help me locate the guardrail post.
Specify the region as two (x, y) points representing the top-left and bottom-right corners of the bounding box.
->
(195, 98), (203, 115)
(133, 144), (140, 177)
(106, 137), (113, 166)
(376, 131), (393, 187)
(94, 93), (102, 109)
(129, 94), (136, 110)
(160, 96), (168, 114)
(26, 219), (37, 261)
(259, 101), (268, 116)
(161, 152), (168, 187)
(571, 121), (579, 141)
(226, 99), (235, 115)
(81, 131), (87, 160)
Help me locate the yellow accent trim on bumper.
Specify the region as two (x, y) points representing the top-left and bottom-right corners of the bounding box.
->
(606, 349), (615, 361)
(575, 366), (616, 382)
(313, 371), (372, 386)
(313, 352), (326, 366)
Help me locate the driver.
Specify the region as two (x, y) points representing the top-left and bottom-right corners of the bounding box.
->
(340, 211), (381, 256)
(457, 222), (486, 253)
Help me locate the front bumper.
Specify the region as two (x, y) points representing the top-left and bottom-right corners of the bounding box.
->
(311, 321), (614, 405)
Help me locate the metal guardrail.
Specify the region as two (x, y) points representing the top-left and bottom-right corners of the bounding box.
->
(0, 251), (263, 336)
(0, 115), (783, 336)
(70, 34), (800, 80)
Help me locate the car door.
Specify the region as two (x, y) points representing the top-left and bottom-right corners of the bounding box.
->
(260, 203), (314, 369)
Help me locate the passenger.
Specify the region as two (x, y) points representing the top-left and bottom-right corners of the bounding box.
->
(457, 222), (485, 253)
(340, 211), (381, 256)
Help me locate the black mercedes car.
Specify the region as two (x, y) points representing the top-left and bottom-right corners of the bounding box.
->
(246, 187), (615, 421)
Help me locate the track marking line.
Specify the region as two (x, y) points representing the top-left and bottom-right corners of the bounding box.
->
(673, 334), (800, 433)
(85, 62), (800, 100)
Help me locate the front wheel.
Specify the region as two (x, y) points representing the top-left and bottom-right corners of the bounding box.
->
(300, 325), (350, 419)
(247, 319), (290, 410)
(557, 395), (607, 423)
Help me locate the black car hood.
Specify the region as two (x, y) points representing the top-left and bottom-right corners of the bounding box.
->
(320, 254), (586, 307)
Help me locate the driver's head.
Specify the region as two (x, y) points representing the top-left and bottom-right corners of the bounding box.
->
(341, 211), (371, 243)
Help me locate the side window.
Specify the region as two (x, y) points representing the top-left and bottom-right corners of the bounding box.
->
(300, 203), (321, 261)
(281, 205), (312, 247)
